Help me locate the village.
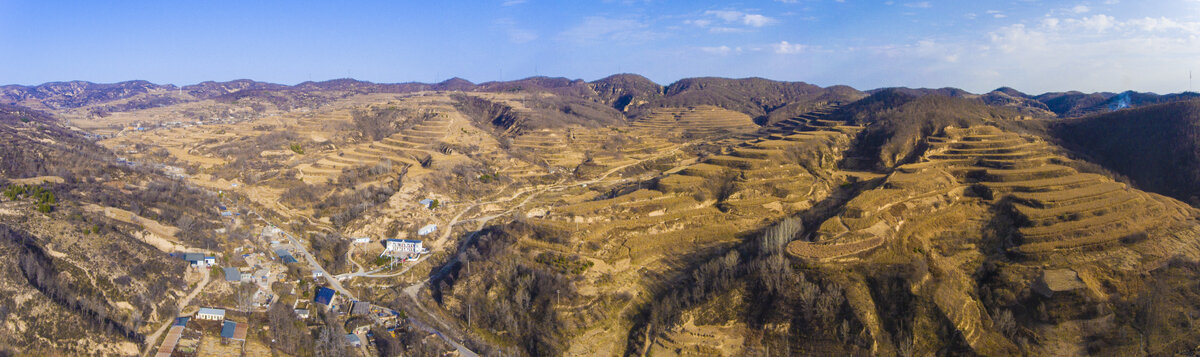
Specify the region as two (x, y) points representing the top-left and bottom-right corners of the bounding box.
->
(149, 195), (440, 356)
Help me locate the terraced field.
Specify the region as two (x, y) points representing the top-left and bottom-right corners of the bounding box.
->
(930, 127), (1189, 256)
(757, 104), (859, 136)
(296, 110), (454, 184)
(789, 125), (1195, 263)
(631, 106), (756, 137)
(539, 110), (859, 267)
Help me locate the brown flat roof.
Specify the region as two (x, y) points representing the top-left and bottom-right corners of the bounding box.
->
(233, 323), (249, 340)
(155, 325), (185, 357)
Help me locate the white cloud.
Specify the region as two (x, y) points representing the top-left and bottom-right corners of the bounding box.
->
(743, 14), (775, 27)
(702, 10), (778, 28)
(707, 10), (743, 22)
(1071, 5), (1090, 13)
(774, 41), (806, 54)
(904, 2), (931, 8)
(494, 18), (537, 44)
(700, 45), (733, 55)
(889, 13), (1200, 92)
(501, 0), (527, 6)
(1074, 14), (1117, 32)
(709, 27), (750, 34)
(558, 16), (660, 43)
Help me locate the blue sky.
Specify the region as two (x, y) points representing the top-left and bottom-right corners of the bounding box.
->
(1, 0), (1198, 94)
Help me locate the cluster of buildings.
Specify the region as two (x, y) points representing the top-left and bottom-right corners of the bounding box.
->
(308, 286), (403, 349)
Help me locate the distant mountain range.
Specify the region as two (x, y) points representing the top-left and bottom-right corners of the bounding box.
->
(4, 75), (1197, 118)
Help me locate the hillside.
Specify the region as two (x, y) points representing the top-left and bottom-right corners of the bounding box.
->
(0, 104), (227, 355)
(826, 90), (1026, 169)
(4, 75), (1200, 356)
(589, 73), (664, 112)
(1050, 99), (1200, 205)
(643, 77), (866, 122)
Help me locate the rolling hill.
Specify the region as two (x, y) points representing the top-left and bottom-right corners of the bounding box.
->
(4, 75), (1200, 356)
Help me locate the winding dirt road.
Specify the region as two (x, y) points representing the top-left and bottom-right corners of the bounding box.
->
(142, 267), (210, 357)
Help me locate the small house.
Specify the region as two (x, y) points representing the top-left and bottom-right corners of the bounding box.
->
(419, 198), (436, 209)
(314, 287), (338, 307)
(222, 267), (241, 282)
(182, 253), (206, 267)
(220, 320), (246, 340)
(204, 256), (217, 266)
(353, 237), (370, 244)
(417, 224), (437, 236)
(350, 301), (372, 316)
(197, 308), (225, 321)
(274, 249), (298, 264)
(345, 334), (362, 347)
(253, 268), (269, 283)
(295, 309), (310, 319)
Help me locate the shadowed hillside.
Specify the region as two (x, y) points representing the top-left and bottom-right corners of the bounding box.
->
(643, 77), (865, 121)
(828, 90), (1025, 170)
(1050, 99), (1200, 205)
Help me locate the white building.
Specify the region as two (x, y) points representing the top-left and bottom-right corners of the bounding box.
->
(384, 239), (426, 255)
(352, 237), (370, 244)
(417, 224), (437, 236)
(197, 307), (225, 321)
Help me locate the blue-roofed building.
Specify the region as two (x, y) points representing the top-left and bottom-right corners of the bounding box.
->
(345, 333), (362, 347)
(314, 287), (337, 307)
(274, 249), (299, 264)
(221, 321), (237, 339)
(419, 198), (435, 209)
(173, 316), (189, 327)
(182, 253), (206, 267)
(223, 267), (241, 282)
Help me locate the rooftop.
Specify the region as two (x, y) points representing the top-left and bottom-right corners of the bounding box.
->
(385, 238), (423, 244)
(314, 287), (337, 305)
(220, 321), (237, 339)
(198, 307), (225, 316)
(222, 267), (241, 281)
